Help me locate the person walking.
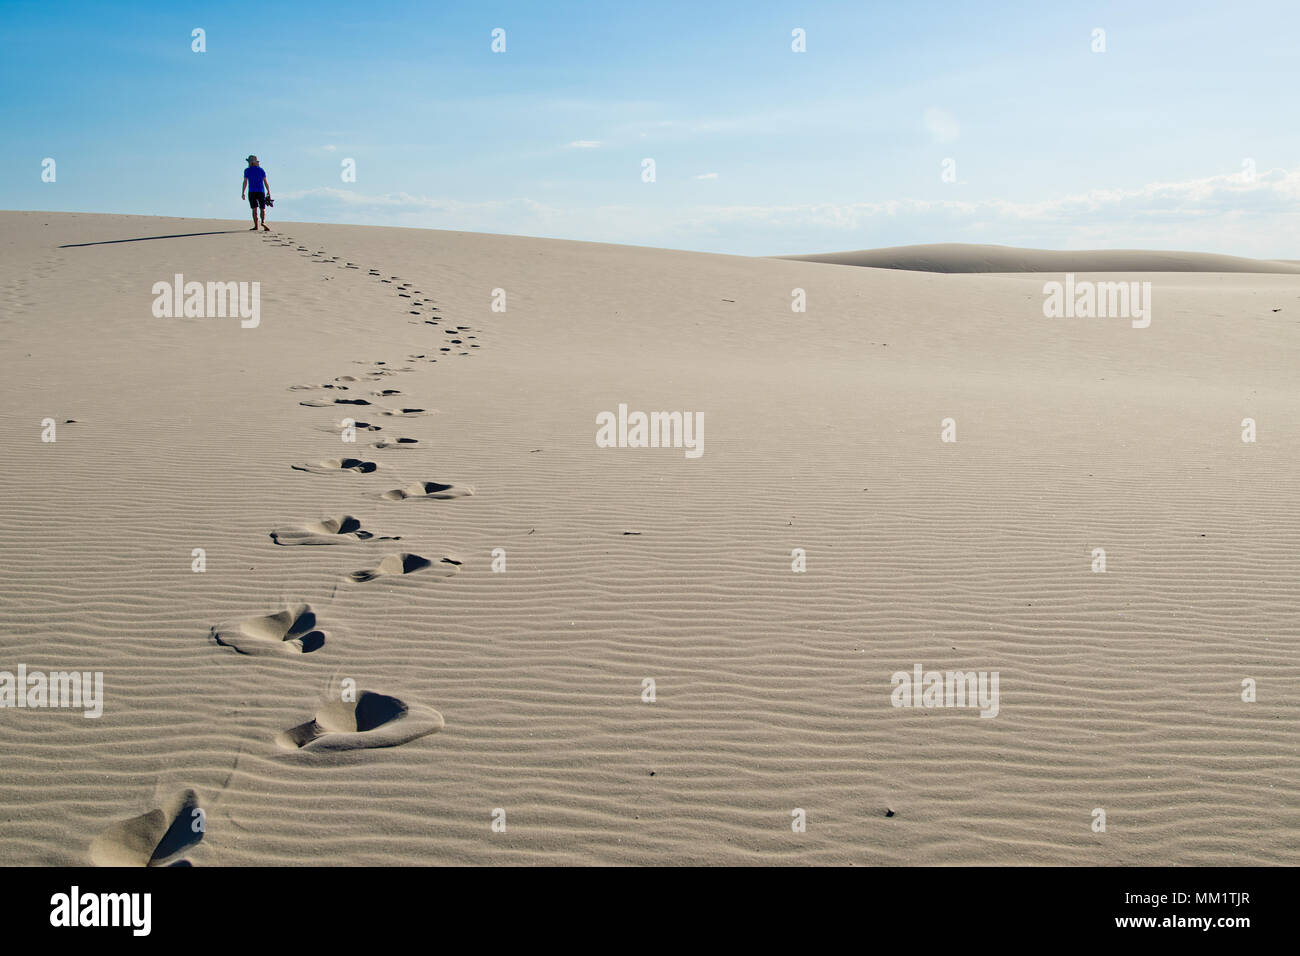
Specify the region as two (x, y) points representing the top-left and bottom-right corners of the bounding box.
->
(242, 155), (271, 231)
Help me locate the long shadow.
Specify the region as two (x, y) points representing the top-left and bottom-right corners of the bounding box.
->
(60, 230), (251, 248)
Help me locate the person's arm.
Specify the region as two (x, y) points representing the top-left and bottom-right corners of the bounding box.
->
(263, 175), (269, 196)
(242, 172), (248, 199)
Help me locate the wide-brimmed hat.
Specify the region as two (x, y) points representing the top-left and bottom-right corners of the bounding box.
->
(246, 155), (258, 162)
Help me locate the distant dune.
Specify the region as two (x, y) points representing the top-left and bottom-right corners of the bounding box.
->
(781, 242), (1300, 274)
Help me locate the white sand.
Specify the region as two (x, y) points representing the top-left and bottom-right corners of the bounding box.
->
(1, 211), (1295, 865)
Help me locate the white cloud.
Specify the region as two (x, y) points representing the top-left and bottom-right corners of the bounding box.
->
(694, 172), (719, 180)
(272, 167), (1300, 258)
(674, 167), (1296, 228)
(565, 140), (602, 149)
(278, 187), (558, 216)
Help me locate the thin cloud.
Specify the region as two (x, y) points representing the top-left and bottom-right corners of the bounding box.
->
(683, 167), (1300, 228)
(277, 187), (559, 217)
(274, 167), (1300, 258)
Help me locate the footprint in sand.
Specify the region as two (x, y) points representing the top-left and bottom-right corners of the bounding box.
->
(291, 457), (379, 475)
(269, 514), (400, 546)
(288, 383), (349, 392)
(370, 437), (418, 449)
(371, 389), (401, 396)
(382, 480), (474, 501)
(313, 421), (382, 435)
(298, 398), (372, 407)
(89, 789), (204, 867)
(277, 691), (443, 751)
(211, 604), (326, 656)
(347, 552), (461, 583)
(376, 406), (431, 418)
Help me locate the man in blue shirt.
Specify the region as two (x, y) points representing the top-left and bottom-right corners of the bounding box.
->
(242, 155), (271, 231)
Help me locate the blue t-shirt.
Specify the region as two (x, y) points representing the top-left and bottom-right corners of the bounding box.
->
(245, 165), (267, 192)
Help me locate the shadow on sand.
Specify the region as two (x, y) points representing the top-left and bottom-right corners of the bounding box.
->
(60, 230), (251, 248)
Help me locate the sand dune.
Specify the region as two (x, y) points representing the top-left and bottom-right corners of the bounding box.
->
(0, 211), (1296, 866)
(783, 242), (1300, 274)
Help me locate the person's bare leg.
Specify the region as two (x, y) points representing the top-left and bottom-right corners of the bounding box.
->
(250, 207), (258, 230)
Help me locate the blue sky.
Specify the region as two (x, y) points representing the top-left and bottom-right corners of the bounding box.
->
(2, 0), (1298, 256)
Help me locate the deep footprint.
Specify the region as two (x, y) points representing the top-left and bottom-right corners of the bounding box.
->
(270, 514), (400, 546)
(348, 553), (461, 582)
(276, 691), (443, 751)
(89, 789), (204, 867)
(382, 480), (475, 501)
(291, 458), (378, 474)
(211, 604), (326, 656)
(313, 421), (382, 434)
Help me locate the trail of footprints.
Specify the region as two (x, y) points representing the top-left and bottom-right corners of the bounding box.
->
(263, 231), (479, 596)
(253, 235), (478, 718)
(264, 235), (482, 355)
(98, 238), (485, 862)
